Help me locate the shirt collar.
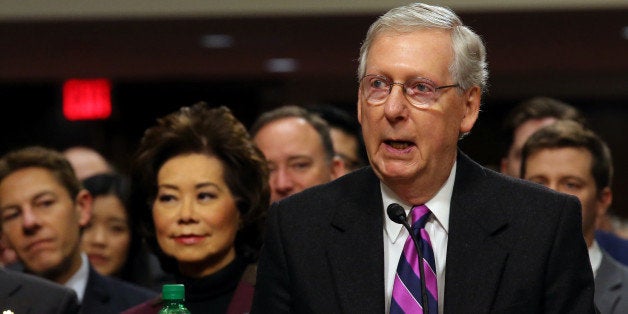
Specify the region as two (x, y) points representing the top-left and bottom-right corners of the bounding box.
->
(383, 161), (456, 243)
(588, 240), (602, 278)
(64, 252), (90, 303)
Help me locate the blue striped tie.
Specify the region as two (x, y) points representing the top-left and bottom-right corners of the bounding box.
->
(390, 204), (438, 314)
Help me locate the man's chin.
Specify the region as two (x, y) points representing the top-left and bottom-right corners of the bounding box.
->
(373, 163), (419, 185)
(24, 256), (65, 279)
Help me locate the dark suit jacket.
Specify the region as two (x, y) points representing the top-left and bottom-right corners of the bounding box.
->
(81, 266), (157, 314)
(0, 268), (80, 314)
(251, 151), (596, 314)
(595, 251), (628, 314)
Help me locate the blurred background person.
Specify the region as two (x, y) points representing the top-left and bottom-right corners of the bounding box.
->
(500, 96), (628, 265)
(124, 103), (269, 313)
(250, 105), (343, 203)
(81, 172), (162, 290)
(521, 120), (628, 313)
(65, 145), (168, 290)
(0, 145), (116, 270)
(307, 104), (368, 176)
(0, 146), (156, 313)
(500, 96), (587, 177)
(63, 146), (115, 181)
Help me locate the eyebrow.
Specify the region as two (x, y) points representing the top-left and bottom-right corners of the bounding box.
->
(0, 191), (55, 211)
(158, 182), (222, 191)
(287, 155), (313, 162)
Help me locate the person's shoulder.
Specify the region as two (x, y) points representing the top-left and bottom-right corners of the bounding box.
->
(456, 151), (580, 210)
(600, 250), (628, 277)
(120, 296), (162, 314)
(292, 166), (376, 201)
(98, 271), (158, 298)
(273, 167), (378, 214)
(597, 250), (628, 305)
(0, 268), (80, 313)
(86, 267), (158, 309)
(1, 268), (76, 296)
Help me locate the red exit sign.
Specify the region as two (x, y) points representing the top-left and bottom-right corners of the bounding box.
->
(63, 79), (111, 121)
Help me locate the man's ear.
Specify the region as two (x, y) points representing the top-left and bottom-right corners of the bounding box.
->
(459, 86), (481, 134)
(75, 189), (93, 227)
(330, 155), (346, 180)
(597, 187), (612, 218)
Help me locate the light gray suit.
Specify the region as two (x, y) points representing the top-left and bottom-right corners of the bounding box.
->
(595, 251), (628, 314)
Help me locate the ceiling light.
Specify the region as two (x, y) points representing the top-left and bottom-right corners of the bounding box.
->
(199, 34), (234, 49)
(264, 58), (299, 73)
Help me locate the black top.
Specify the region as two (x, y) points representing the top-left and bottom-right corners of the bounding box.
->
(176, 257), (248, 314)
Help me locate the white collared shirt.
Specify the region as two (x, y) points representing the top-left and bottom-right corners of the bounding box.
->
(588, 240), (602, 278)
(383, 162), (455, 314)
(64, 252), (90, 303)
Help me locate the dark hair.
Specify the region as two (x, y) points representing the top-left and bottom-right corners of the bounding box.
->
(82, 173), (154, 286)
(0, 146), (81, 201)
(133, 102), (269, 273)
(249, 105), (336, 163)
(521, 120), (613, 193)
(502, 96), (587, 157)
(307, 104), (368, 170)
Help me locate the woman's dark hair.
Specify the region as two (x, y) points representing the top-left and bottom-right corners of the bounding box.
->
(132, 102), (269, 273)
(82, 173), (155, 286)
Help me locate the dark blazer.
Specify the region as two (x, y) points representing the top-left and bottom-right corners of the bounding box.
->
(595, 251), (628, 314)
(0, 268), (80, 314)
(81, 266), (157, 314)
(252, 151), (596, 314)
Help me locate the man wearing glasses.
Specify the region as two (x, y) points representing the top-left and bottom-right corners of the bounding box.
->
(252, 3), (596, 313)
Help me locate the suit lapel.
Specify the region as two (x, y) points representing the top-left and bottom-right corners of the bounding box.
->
(445, 152), (511, 313)
(82, 267), (111, 311)
(326, 168), (385, 313)
(0, 269), (20, 299)
(595, 253), (623, 313)
(0, 269), (31, 314)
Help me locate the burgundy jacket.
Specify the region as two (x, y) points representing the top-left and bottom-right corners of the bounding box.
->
(122, 264), (256, 314)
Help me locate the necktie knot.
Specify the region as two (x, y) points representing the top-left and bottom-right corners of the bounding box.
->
(411, 204), (431, 230)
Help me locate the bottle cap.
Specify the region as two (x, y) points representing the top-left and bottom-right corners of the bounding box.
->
(162, 284), (185, 300)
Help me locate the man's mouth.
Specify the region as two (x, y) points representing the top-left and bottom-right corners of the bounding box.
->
(385, 140), (413, 149)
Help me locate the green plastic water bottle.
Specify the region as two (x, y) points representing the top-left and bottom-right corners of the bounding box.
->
(159, 284), (191, 314)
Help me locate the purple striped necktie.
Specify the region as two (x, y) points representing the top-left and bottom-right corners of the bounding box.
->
(390, 204), (438, 314)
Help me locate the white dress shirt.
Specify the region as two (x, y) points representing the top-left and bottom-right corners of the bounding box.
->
(383, 162), (455, 314)
(588, 240), (602, 278)
(64, 252), (90, 303)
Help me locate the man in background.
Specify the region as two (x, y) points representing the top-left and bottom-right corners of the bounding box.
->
(0, 146), (155, 313)
(250, 105), (344, 203)
(500, 96), (586, 177)
(500, 97), (628, 265)
(62, 146), (114, 181)
(308, 104), (368, 176)
(521, 120), (628, 313)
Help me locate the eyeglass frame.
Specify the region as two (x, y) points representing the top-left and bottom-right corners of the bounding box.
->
(359, 74), (461, 108)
